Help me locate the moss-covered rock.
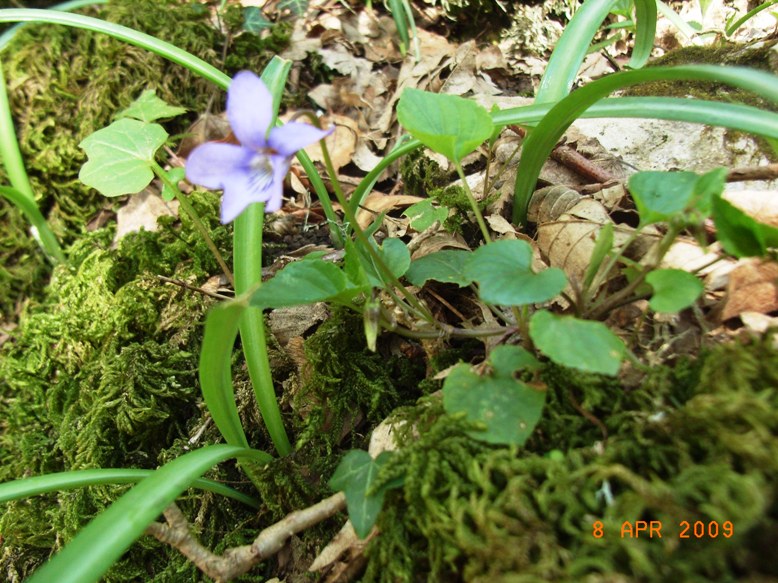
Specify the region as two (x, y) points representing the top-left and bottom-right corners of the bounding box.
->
(364, 336), (778, 581)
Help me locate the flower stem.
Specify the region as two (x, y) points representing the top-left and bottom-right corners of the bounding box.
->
(151, 163), (234, 288)
(454, 162), (492, 244)
(234, 204), (293, 457)
(302, 112), (436, 324)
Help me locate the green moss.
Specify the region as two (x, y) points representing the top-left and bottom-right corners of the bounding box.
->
(292, 308), (425, 453)
(363, 336), (778, 581)
(0, 0), (289, 319)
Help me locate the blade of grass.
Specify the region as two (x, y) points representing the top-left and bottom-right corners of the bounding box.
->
(629, 0), (656, 69)
(726, 0), (778, 36)
(199, 301), (251, 448)
(514, 65), (778, 224)
(0, 468), (260, 509)
(0, 185), (64, 263)
(536, 0), (656, 104)
(0, 62), (64, 262)
(26, 445), (271, 583)
(351, 97), (778, 215)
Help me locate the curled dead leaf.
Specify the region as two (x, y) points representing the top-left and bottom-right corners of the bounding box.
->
(356, 194), (424, 229)
(721, 259), (778, 321)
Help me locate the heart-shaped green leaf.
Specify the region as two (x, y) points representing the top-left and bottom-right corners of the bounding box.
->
(712, 195), (778, 257)
(115, 90), (186, 123)
(405, 249), (472, 287)
(397, 88), (493, 163)
(530, 310), (625, 376)
(79, 119), (168, 197)
(250, 259), (355, 308)
(443, 345), (545, 446)
(628, 171), (699, 225)
(646, 269), (704, 313)
(329, 450), (399, 539)
(403, 199), (449, 231)
(465, 240), (566, 306)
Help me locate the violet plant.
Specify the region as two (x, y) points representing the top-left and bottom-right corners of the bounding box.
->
(1, 0), (778, 580)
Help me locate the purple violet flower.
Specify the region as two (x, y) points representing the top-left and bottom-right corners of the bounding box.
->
(186, 71), (333, 223)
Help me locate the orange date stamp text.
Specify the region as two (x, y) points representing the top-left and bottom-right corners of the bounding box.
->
(591, 520), (734, 539)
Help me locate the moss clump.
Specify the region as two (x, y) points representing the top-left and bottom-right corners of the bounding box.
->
(0, 0), (289, 319)
(292, 308), (425, 453)
(364, 335), (778, 581)
(0, 186), (248, 580)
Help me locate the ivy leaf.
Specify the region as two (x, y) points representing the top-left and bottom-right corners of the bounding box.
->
(242, 7), (273, 33)
(397, 89), (493, 163)
(405, 250), (472, 287)
(646, 269), (704, 313)
(115, 90), (186, 123)
(403, 199), (449, 231)
(529, 310), (625, 376)
(443, 345), (545, 446)
(465, 240), (566, 306)
(79, 119), (168, 197)
(329, 450), (399, 539)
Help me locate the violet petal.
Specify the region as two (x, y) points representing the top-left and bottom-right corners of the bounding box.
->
(263, 156), (291, 212)
(186, 142), (253, 190)
(268, 122), (334, 157)
(227, 71), (273, 150)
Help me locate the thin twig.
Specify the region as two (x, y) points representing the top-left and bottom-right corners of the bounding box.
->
(145, 493), (346, 582)
(156, 275), (232, 300)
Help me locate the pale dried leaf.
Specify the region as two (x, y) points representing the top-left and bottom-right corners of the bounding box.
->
(356, 194), (424, 229)
(409, 231), (469, 260)
(301, 114), (359, 173)
(114, 190), (179, 245)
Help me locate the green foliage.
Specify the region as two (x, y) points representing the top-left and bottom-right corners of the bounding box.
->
(442, 345), (545, 445)
(362, 336), (778, 581)
(646, 268), (704, 313)
(712, 195), (778, 257)
(405, 249), (471, 287)
(293, 309), (424, 452)
(0, 0), (288, 316)
(0, 191), (236, 579)
(329, 450), (401, 538)
(530, 310), (626, 376)
(115, 89), (186, 123)
(79, 119), (168, 197)
(397, 88), (493, 164)
(465, 240), (567, 306)
(403, 199), (449, 231)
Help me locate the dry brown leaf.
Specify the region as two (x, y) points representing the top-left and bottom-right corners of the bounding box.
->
(177, 112), (231, 158)
(536, 198), (635, 290)
(301, 114), (359, 173)
(408, 231), (469, 260)
(721, 259), (778, 321)
(355, 194), (424, 229)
